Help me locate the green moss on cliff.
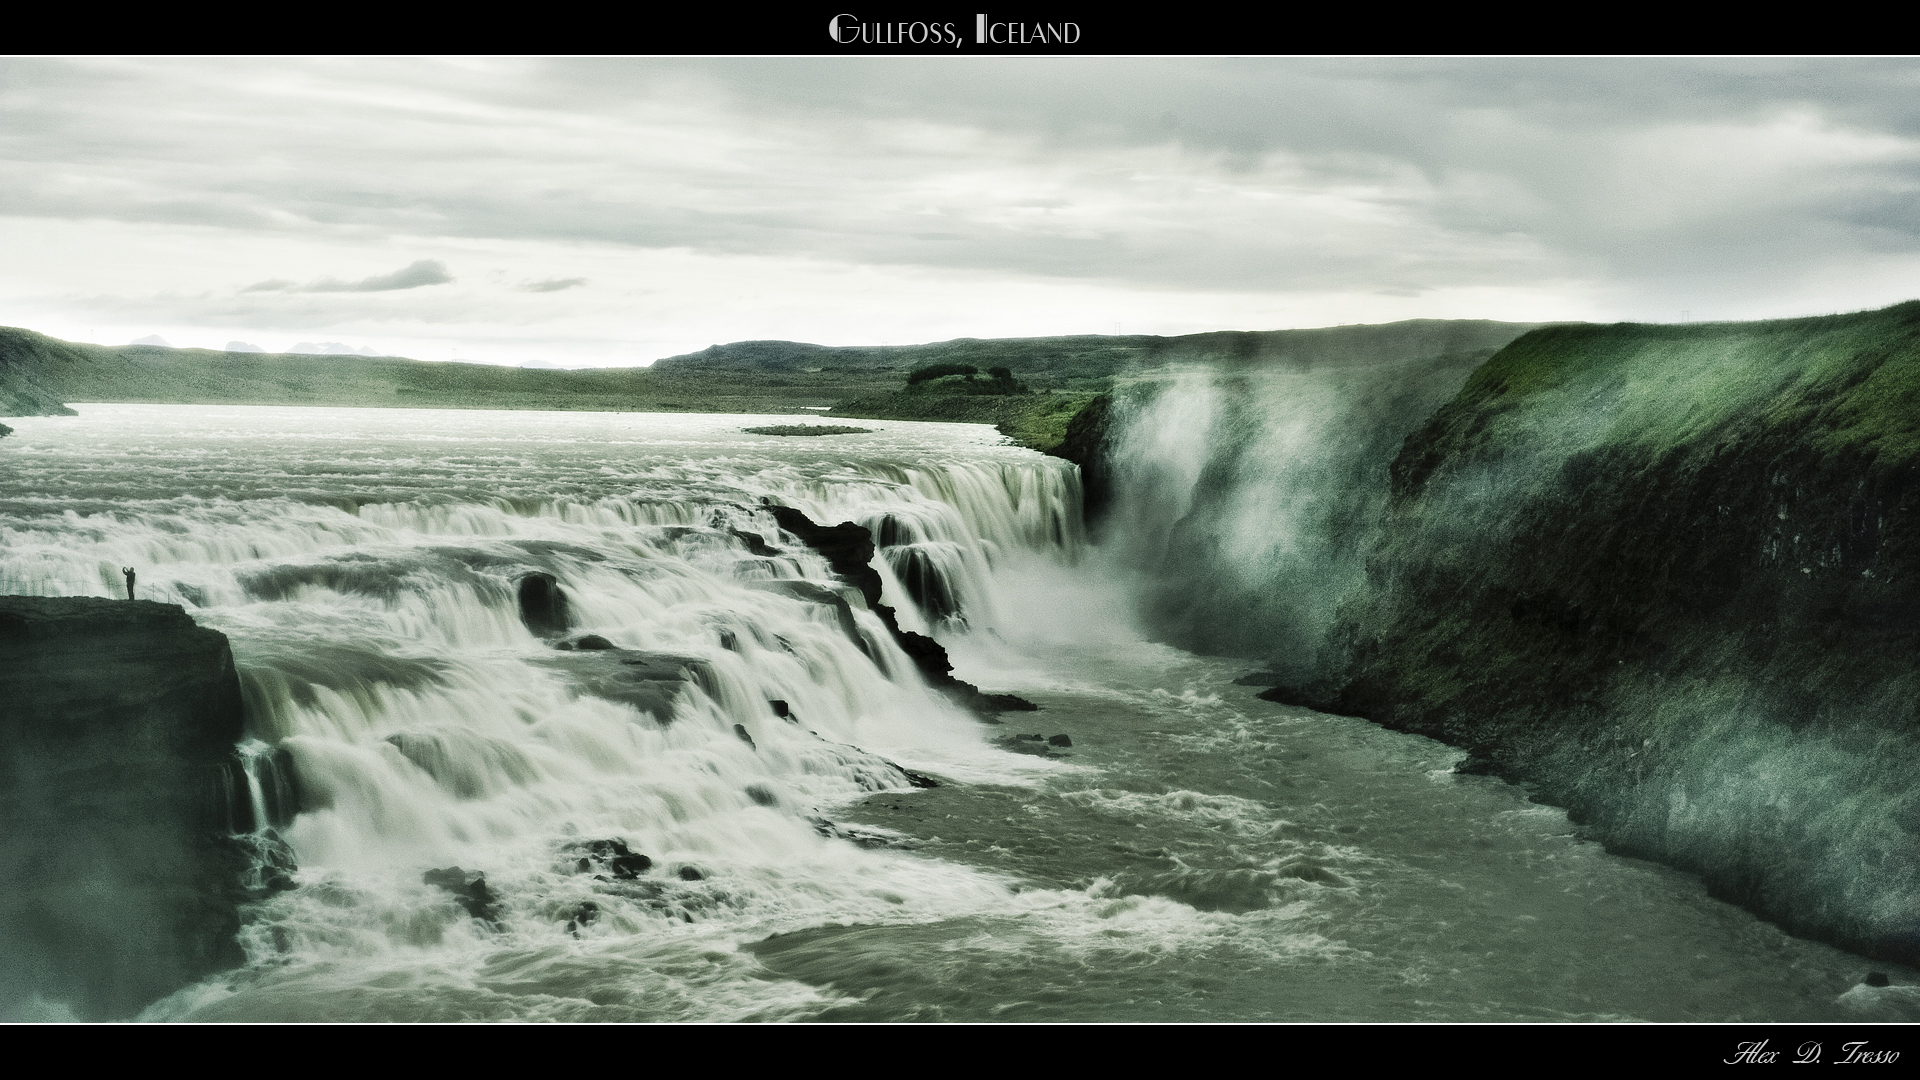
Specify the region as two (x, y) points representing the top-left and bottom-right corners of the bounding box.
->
(1438, 301), (1920, 475)
(1328, 299), (1920, 964)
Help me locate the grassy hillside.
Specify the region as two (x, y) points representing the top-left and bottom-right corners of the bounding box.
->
(657, 319), (1534, 386)
(0, 328), (912, 417)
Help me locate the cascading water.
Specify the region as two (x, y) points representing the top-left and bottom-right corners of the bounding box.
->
(2, 402), (1913, 1022)
(1, 405), (1087, 1020)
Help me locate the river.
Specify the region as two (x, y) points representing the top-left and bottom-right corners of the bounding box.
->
(1, 403), (1912, 1022)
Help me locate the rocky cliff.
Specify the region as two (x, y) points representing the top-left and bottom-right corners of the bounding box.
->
(1078, 302), (1920, 964)
(1302, 302), (1920, 964)
(0, 596), (251, 1019)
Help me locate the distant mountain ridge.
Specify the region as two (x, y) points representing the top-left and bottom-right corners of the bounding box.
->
(652, 320), (1537, 384)
(0, 320), (1541, 424)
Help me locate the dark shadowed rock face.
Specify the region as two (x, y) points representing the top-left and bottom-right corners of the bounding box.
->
(1050, 391), (1113, 525)
(0, 596), (250, 1020)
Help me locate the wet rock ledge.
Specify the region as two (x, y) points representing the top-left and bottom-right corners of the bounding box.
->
(0, 596), (251, 1020)
(765, 503), (1036, 717)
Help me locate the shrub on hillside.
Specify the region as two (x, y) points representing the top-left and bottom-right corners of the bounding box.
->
(906, 363), (979, 385)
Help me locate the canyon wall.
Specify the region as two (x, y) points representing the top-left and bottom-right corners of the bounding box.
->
(1315, 303), (1920, 963)
(1083, 301), (1920, 964)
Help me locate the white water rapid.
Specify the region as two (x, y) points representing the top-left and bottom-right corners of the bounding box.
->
(2, 403), (1914, 1023)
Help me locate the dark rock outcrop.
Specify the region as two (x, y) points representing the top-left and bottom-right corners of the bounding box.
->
(997, 734), (1059, 756)
(566, 838), (652, 880)
(517, 572), (570, 638)
(764, 503), (1035, 717)
(566, 900), (600, 935)
(1051, 391), (1114, 525)
(423, 866), (503, 924)
(0, 596), (251, 1020)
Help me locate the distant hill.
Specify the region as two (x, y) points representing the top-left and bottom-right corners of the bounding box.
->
(654, 320), (1538, 389)
(0, 319), (1543, 451)
(0, 328), (870, 417)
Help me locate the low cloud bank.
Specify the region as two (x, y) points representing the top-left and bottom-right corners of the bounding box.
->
(244, 260), (454, 294)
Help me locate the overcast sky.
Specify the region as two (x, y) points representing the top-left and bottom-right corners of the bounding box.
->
(4, 56), (1919, 367)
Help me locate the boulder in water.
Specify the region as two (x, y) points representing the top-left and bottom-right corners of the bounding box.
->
(423, 866), (503, 924)
(565, 899), (602, 937)
(516, 573), (569, 637)
(566, 838), (652, 880)
(997, 734), (1055, 757)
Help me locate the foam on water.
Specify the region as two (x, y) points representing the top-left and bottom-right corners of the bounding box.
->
(5, 405), (1238, 1020)
(5, 404), (1912, 1022)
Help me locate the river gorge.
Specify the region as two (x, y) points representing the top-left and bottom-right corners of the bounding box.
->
(2, 384), (1915, 1021)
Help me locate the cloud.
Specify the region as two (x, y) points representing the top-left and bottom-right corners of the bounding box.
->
(8, 57), (1920, 352)
(243, 260), (454, 294)
(519, 277), (586, 293)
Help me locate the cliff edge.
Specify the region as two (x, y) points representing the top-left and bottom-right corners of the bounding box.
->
(0, 596), (250, 1019)
(1311, 302), (1920, 964)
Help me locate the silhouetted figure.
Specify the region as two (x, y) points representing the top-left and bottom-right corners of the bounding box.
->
(122, 566), (136, 600)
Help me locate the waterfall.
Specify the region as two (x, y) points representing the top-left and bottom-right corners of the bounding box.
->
(0, 406), (1089, 1016)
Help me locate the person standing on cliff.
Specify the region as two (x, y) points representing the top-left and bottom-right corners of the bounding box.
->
(122, 566), (135, 600)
